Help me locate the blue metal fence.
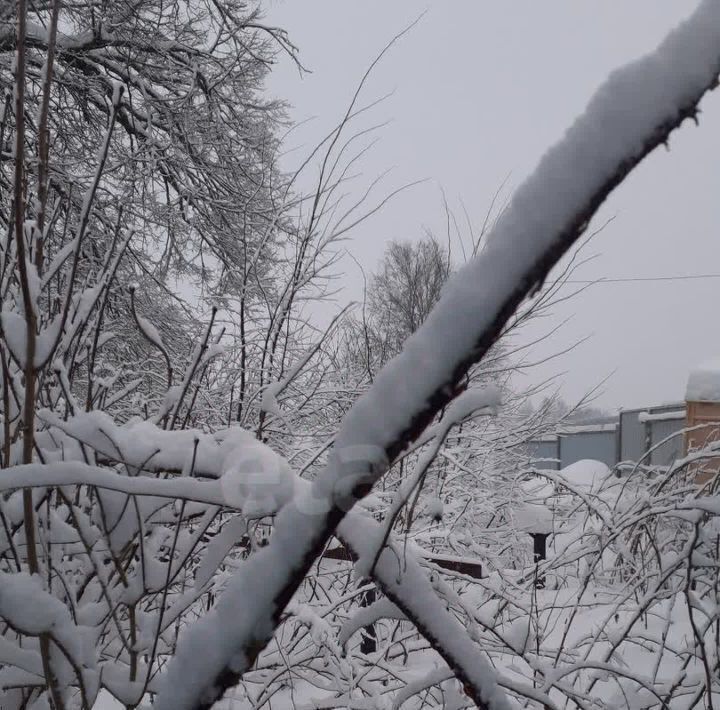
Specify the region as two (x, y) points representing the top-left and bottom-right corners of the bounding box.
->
(525, 403), (686, 471)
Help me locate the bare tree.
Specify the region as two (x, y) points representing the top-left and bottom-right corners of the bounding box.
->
(368, 236), (451, 357)
(0, 0), (294, 332)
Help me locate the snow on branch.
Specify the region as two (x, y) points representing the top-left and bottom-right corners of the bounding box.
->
(336, 595), (406, 649)
(153, 3), (720, 709)
(0, 462), (229, 507)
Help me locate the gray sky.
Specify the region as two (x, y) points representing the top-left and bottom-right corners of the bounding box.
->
(264, 1), (720, 412)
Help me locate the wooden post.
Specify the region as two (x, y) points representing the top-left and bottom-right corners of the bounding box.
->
(359, 583), (377, 655)
(531, 533), (549, 589)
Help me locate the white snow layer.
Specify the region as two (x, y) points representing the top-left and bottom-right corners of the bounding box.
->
(153, 4), (720, 710)
(559, 422), (617, 434)
(425, 495), (444, 520)
(557, 459), (612, 492)
(513, 503), (554, 534)
(686, 359), (720, 402)
(637, 409), (686, 423)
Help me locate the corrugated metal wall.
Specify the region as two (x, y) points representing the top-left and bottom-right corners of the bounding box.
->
(619, 404), (685, 466)
(525, 439), (560, 469)
(559, 430), (617, 469)
(526, 403), (686, 471)
(649, 418), (685, 466)
(619, 410), (646, 462)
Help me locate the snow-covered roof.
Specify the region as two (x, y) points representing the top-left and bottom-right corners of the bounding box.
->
(620, 402), (684, 415)
(638, 409), (685, 423)
(558, 422), (617, 434)
(686, 360), (720, 402)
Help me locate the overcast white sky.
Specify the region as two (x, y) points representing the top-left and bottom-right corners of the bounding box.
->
(264, 1), (720, 412)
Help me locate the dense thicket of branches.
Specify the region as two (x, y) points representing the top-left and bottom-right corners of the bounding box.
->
(0, 0), (290, 284)
(0, 0), (301, 418)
